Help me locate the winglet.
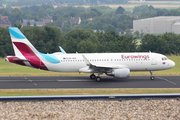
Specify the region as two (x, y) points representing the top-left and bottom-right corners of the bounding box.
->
(82, 55), (91, 66)
(59, 46), (66, 54)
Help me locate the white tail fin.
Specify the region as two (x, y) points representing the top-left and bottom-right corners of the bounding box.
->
(8, 27), (39, 58)
(7, 27), (48, 70)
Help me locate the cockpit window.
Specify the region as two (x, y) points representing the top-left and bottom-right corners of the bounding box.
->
(162, 57), (168, 61)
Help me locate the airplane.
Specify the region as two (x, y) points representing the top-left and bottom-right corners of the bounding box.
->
(5, 27), (175, 82)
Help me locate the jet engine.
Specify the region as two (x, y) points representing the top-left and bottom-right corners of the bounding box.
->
(106, 68), (130, 79)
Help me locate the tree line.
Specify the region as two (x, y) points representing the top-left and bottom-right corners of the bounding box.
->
(1, 3), (180, 35)
(0, 4), (134, 34)
(1, 4), (180, 35)
(0, 0), (129, 6)
(0, 26), (180, 57)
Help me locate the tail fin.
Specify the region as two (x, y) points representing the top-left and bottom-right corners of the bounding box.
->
(9, 27), (39, 58)
(7, 27), (48, 70)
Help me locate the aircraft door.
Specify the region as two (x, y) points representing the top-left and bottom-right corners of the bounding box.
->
(151, 54), (157, 65)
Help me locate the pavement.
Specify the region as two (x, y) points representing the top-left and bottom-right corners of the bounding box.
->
(0, 75), (179, 89)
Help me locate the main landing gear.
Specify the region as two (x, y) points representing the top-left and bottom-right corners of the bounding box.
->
(90, 74), (96, 79)
(90, 74), (102, 82)
(150, 71), (155, 80)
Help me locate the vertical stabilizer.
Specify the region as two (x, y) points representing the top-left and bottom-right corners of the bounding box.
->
(9, 27), (39, 58)
(7, 27), (48, 70)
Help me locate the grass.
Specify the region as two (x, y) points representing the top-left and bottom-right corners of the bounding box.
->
(0, 89), (180, 96)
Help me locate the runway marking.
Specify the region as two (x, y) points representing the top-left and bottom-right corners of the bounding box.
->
(0, 80), (57, 82)
(34, 83), (37, 86)
(157, 77), (177, 85)
(0, 80), (27, 82)
(57, 80), (93, 82)
(0, 80), (93, 82)
(29, 80), (33, 82)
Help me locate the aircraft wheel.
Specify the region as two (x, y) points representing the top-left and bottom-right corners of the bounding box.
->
(90, 74), (96, 79)
(150, 76), (155, 80)
(96, 77), (101, 82)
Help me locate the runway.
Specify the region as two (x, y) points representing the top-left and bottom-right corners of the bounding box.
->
(0, 76), (179, 89)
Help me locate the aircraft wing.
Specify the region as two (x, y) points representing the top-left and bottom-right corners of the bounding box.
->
(80, 55), (128, 73)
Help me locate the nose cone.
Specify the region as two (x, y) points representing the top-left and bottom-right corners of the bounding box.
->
(171, 60), (175, 67)
(169, 60), (175, 68)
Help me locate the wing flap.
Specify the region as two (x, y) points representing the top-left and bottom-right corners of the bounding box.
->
(95, 64), (127, 69)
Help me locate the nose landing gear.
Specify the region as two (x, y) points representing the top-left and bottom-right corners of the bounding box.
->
(150, 71), (155, 80)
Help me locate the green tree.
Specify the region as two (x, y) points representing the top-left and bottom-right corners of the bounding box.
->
(105, 24), (116, 33)
(125, 29), (132, 36)
(139, 34), (169, 54)
(115, 6), (125, 14)
(9, 8), (23, 26)
(63, 28), (98, 52)
(0, 27), (13, 57)
(165, 9), (180, 16)
(63, 37), (77, 53)
(20, 26), (64, 53)
(77, 40), (97, 53)
(38, 9), (46, 18)
(1, 9), (10, 16)
(118, 23), (128, 31)
(161, 33), (180, 55)
(134, 30), (140, 39)
(90, 8), (102, 16)
(27, 21), (31, 26)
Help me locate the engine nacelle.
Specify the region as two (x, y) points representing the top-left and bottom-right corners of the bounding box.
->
(107, 68), (130, 79)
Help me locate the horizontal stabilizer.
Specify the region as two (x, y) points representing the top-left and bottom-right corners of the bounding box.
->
(12, 59), (30, 61)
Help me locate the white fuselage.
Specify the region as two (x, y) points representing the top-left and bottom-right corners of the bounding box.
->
(41, 52), (175, 73)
